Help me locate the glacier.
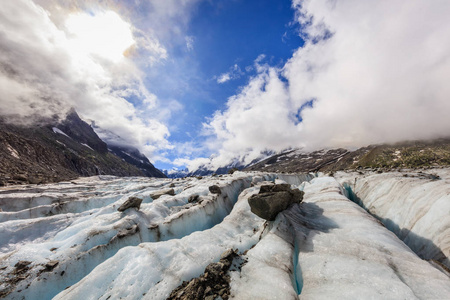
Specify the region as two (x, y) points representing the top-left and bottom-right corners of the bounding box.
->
(337, 168), (450, 269)
(0, 171), (449, 299)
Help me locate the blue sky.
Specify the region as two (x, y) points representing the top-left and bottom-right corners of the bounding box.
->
(1, 0), (450, 173)
(144, 0), (303, 170)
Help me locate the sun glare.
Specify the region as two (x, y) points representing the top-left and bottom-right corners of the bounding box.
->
(65, 11), (135, 62)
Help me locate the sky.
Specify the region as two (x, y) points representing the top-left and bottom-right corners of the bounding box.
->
(1, 0), (450, 172)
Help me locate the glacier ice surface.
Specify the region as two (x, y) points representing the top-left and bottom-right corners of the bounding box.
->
(337, 169), (450, 268)
(0, 171), (449, 299)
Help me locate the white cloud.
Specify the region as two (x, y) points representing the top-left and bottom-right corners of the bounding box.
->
(0, 0), (200, 162)
(286, 0), (450, 148)
(216, 64), (244, 84)
(173, 156), (211, 172)
(65, 11), (135, 62)
(217, 73), (231, 84)
(189, 0), (450, 170)
(185, 36), (194, 51)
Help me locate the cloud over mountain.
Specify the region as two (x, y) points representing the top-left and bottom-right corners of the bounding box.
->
(190, 0), (450, 171)
(0, 0), (198, 161)
(2, 0), (449, 172)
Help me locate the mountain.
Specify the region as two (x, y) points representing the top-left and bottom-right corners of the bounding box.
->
(182, 151), (275, 177)
(0, 110), (165, 185)
(88, 121), (165, 178)
(108, 144), (165, 178)
(162, 168), (189, 178)
(245, 138), (450, 173)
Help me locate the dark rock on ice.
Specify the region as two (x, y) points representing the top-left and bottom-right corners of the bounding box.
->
(167, 249), (238, 300)
(209, 185), (221, 195)
(150, 188), (175, 200)
(117, 197), (143, 212)
(228, 168), (239, 174)
(248, 184), (304, 221)
(259, 183), (291, 193)
(44, 261), (59, 272)
(188, 194), (200, 203)
(14, 261), (31, 273)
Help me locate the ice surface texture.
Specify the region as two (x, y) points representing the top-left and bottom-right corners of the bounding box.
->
(0, 172), (290, 299)
(338, 169), (450, 269)
(1, 171), (449, 299)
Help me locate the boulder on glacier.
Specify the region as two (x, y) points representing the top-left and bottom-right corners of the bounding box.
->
(248, 184), (304, 221)
(117, 196), (143, 212)
(167, 249), (237, 300)
(209, 185), (221, 195)
(188, 194), (200, 203)
(150, 188), (175, 199)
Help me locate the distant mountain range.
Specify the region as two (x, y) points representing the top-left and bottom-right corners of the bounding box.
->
(166, 151), (276, 178)
(175, 138), (450, 178)
(244, 138), (450, 174)
(0, 110), (165, 185)
(3, 108), (448, 184)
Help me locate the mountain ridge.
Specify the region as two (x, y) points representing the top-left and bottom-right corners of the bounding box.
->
(0, 110), (165, 185)
(244, 138), (450, 174)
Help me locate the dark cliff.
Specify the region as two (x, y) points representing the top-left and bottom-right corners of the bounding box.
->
(0, 111), (166, 185)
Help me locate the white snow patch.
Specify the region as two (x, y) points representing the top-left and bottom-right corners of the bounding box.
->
(81, 143), (94, 151)
(52, 127), (70, 138)
(7, 144), (19, 159)
(284, 149), (304, 158)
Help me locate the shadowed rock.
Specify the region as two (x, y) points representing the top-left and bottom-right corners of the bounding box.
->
(209, 185), (221, 195)
(259, 183), (291, 193)
(248, 184), (304, 221)
(117, 196), (143, 212)
(167, 249), (238, 300)
(188, 194), (200, 203)
(150, 188), (175, 200)
(43, 261), (59, 272)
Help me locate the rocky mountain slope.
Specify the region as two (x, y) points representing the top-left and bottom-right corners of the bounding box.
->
(0, 111), (165, 185)
(0, 170), (448, 299)
(107, 144), (165, 178)
(245, 138), (450, 173)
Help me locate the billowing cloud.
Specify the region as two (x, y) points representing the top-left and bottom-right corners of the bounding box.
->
(192, 0), (450, 170)
(0, 0), (198, 161)
(286, 0), (450, 148)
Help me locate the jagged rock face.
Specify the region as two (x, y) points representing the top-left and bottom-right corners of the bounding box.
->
(248, 184), (304, 221)
(0, 111), (165, 185)
(57, 110), (108, 153)
(108, 144), (166, 178)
